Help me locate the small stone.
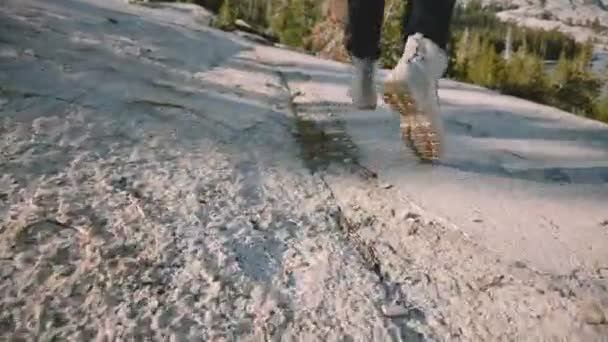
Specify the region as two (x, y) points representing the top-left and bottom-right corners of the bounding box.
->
(382, 304), (411, 318)
(190, 283), (201, 294)
(56, 265), (76, 277)
(0, 264), (15, 278)
(513, 261), (527, 268)
(381, 183), (394, 190)
(403, 212), (420, 221)
(581, 302), (606, 325)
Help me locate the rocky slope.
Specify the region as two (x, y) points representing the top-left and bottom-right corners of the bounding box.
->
(479, 0), (608, 43)
(1, 0), (607, 340)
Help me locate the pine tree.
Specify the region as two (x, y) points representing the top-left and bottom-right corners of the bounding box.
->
(552, 49), (571, 85)
(592, 95), (608, 123)
(217, 0), (238, 30)
(524, 53), (548, 101)
(500, 43), (548, 102)
(379, 0), (408, 68)
(469, 37), (503, 88)
(453, 28), (471, 79)
(551, 43), (601, 115)
(270, 0), (321, 47)
(573, 39), (594, 72)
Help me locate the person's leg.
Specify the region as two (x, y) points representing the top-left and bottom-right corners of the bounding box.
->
(384, 0), (456, 161)
(403, 0), (456, 51)
(344, 0), (385, 109)
(345, 0), (385, 60)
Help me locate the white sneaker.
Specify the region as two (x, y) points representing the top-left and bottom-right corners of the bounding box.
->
(383, 33), (448, 161)
(349, 57), (378, 110)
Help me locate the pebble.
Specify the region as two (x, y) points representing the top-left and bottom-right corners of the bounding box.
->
(513, 261), (527, 268)
(403, 212), (421, 222)
(0, 263), (15, 278)
(382, 303), (411, 318)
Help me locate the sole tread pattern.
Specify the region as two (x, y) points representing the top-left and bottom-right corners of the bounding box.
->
(383, 84), (441, 162)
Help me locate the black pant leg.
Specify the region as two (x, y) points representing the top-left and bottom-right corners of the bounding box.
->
(403, 0), (456, 50)
(344, 0), (385, 60)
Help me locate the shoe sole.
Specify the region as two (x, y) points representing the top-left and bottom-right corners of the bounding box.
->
(383, 81), (442, 162)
